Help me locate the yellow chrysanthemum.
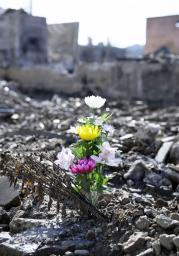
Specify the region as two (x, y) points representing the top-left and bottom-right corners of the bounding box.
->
(76, 125), (101, 141)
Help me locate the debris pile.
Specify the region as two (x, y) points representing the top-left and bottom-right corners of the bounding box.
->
(1, 80), (179, 255)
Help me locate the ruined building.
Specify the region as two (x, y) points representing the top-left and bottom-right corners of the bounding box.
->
(145, 15), (179, 54)
(0, 9), (47, 67)
(48, 22), (79, 68)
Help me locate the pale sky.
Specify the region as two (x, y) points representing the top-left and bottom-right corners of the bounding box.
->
(0, 0), (179, 47)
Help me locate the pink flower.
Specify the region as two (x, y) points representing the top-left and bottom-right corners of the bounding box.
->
(70, 157), (96, 174)
(55, 148), (75, 170)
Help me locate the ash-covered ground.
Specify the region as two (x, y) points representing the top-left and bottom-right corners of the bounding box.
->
(1, 80), (179, 256)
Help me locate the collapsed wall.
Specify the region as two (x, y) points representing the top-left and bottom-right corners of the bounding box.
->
(0, 61), (179, 104)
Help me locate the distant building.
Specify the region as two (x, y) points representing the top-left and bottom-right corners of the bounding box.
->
(145, 15), (179, 54)
(79, 42), (126, 63)
(0, 8), (47, 67)
(48, 22), (79, 69)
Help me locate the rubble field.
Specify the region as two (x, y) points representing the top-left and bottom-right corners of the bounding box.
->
(1, 80), (179, 256)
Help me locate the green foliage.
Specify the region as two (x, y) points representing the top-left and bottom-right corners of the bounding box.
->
(70, 109), (114, 205)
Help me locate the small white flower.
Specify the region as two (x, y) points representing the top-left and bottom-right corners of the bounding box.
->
(54, 148), (75, 170)
(84, 95), (106, 109)
(91, 142), (121, 167)
(67, 126), (77, 134)
(102, 124), (115, 136)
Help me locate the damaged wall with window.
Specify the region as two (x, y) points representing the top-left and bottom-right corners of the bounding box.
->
(145, 15), (179, 54)
(0, 9), (48, 67)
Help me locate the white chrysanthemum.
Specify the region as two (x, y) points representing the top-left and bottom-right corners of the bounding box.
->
(54, 148), (75, 170)
(91, 142), (121, 167)
(84, 95), (106, 109)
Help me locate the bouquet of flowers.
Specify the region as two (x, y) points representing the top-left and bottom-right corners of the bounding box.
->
(55, 96), (121, 205)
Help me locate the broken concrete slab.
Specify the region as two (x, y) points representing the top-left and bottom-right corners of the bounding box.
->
(10, 218), (47, 233)
(0, 232), (11, 243)
(0, 241), (39, 256)
(155, 141), (174, 163)
(0, 176), (20, 208)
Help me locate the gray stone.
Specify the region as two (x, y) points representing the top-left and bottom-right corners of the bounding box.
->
(143, 172), (162, 187)
(64, 252), (74, 256)
(162, 167), (179, 185)
(74, 250), (89, 256)
(173, 226), (179, 235)
(9, 217), (47, 233)
(35, 245), (64, 256)
(0, 241), (39, 256)
(136, 248), (154, 256)
(155, 214), (179, 229)
(60, 240), (77, 251)
(123, 232), (146, 253)
(136, 216), (150, 230)
(85, 230), (96, 241)
(124, 160), (149, 182)
(144, 208), (159, 218)
(0, 207), (10, 224)
(173, 236), (179, 249)
(159, 234), (175, 250)
(171, 213), (179, 221)
(120, 190), (130, 205)
(152, 240), (161, 256)
(0, 176), (20, 208)
(155, 198), (168, 208)
(0, 232), (11, 243)
(170, 141), (179, 164)
(155, 141), (174, 163)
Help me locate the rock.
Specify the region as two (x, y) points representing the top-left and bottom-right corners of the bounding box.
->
(136, 248), (154, 256)
(0, 207), (10, 224)
(0, 232), (11, 243)
(155, 198), (168, 208)
(108, 243), (123, 256)
(152, 240), (161, 256)
(159, 234), (175, 250)
(136, 216), (150, 230)
(155, 141), (174, 163)
(35, 245), (63, 256)
(143, 172), (162, 187)
(0, 221), (78, 255)
(59, 240), (94, 252)
(155, 214), (179, 229)
(65, 252), (74, 256)
(9, 217), (47, 233)
(171, 213), (179, 221)
(60, 240), (77, 251)
(74, 249), (89, 255)
(120, 190), (130, 205)
(85, 230), (96, 240)
(170, 141), (179, 164)
(124, 160), (149, 182)
(123, 232), (146, 253)
(0, 241), (39, 256)
(0, 176), (20, 208)
(173, 236), (179, 249)
(0, 224), (9, 231)
(173, 226), (179, 235)
(144, 208), (159, 218)
(162, 167), (179, 185)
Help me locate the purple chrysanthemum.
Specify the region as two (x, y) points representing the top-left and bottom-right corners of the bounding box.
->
(70, 157), (96, 174)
